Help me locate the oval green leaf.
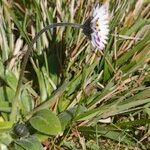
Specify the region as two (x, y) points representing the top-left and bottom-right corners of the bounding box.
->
(0, 121), (13, 132)
(15, 136), (43, 150)
(29, 109), (62, 135)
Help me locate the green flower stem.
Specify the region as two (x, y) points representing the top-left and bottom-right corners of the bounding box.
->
(10, 23), (83, 122)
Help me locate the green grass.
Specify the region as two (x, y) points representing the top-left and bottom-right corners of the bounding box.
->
(0, 0), (150, 149)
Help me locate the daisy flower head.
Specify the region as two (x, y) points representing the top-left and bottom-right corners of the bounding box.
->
(82, 4), (109, 50)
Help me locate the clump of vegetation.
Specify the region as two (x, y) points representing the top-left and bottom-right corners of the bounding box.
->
(0, 0), (150, 149)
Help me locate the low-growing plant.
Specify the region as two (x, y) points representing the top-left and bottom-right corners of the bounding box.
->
(0, 0), (150, 149)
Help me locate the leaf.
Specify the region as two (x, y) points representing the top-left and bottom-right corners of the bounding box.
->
(0, 121), (13, 132)
(5, 70), (18, 91)
(58, 106), (86, 131)
(15, 136), (43, 150)
(29, 109), (62, 135)
(32, 63), (47, 102)
(103, 60), (111, 82)
(0, 68), (18, 92)
(116, 33), (150, 66)
(86, 140), (100, 150)
(4, 2), (30, 43)
(33, 133), (48, 143)
(124, 18), (147, 36)
(116, 119), (150, 128)
(0, 86), (15, 103)
(20, 89), (33, 115)
(79, 126), (134, 145)
(75, 106), (108, 121)
(62, 141), (79, 150)
(0, 132), (13, 145)
(15, 144), (25, 150)
(58, 109), (74, 131)
(0, 61), (4, 77)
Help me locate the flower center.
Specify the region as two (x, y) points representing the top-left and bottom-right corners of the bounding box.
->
(82, 17), (93, 39)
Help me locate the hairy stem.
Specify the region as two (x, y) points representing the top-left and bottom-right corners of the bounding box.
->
(10, 23), (83, 122)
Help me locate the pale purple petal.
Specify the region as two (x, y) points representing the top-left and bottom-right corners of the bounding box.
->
(90, 4), (109, 50)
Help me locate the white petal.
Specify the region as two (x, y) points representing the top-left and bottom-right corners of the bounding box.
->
(90, 4), (109, 50)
